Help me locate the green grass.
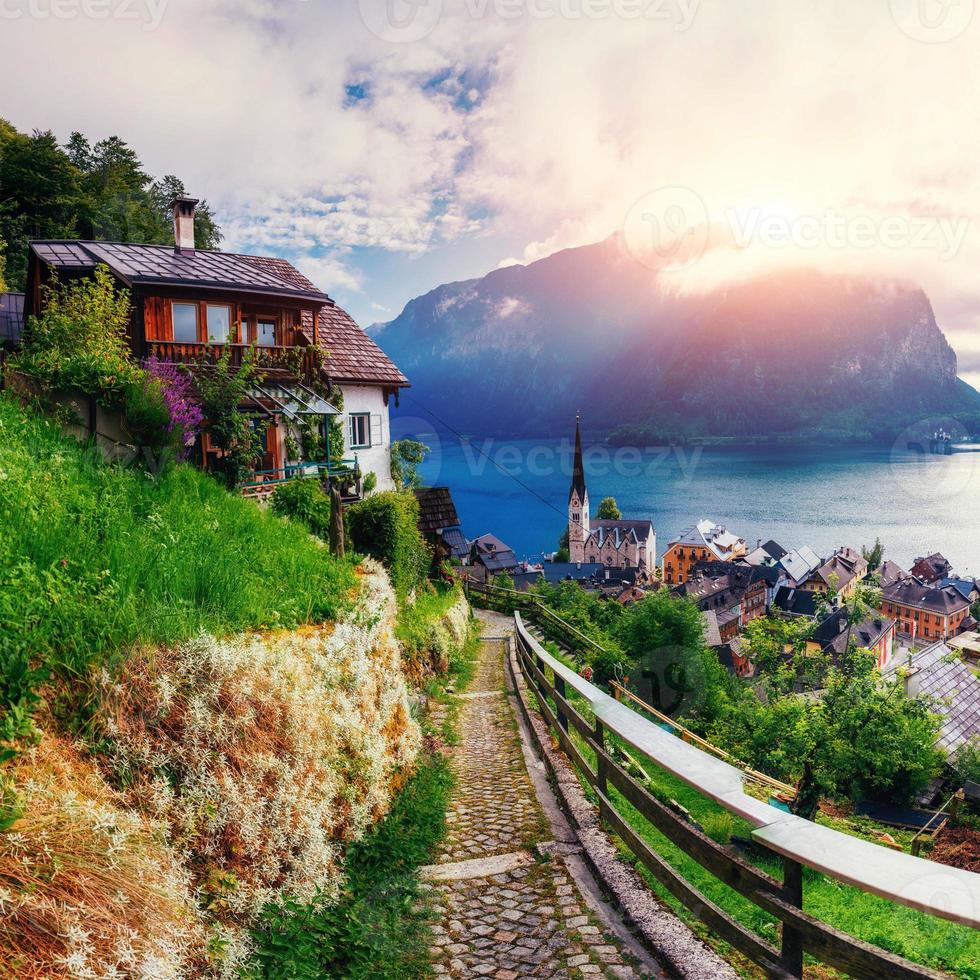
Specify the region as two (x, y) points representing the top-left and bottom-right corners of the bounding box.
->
(249, 750), (454, 979)
(0, 394), (356, 745)
(543, 671), (980, 978)
(250, 589), (480, 979)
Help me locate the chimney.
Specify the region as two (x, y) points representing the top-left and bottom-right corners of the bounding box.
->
(171, 196), (199, 255)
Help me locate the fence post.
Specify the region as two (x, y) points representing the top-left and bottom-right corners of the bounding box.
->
(595, 718), (607, 797)
(554, 673), (569, 734)
(780, 857), (805, 977)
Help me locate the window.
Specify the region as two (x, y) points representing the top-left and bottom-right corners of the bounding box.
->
(349, 413), (371, 449)
(572, 511), (580, 524)
(206, 304), (231, 343)
(172, 302), (198, 343)
(256, 318), (277, 347)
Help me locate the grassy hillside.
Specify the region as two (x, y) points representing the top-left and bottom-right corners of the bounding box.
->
(0, 393), (356, 758)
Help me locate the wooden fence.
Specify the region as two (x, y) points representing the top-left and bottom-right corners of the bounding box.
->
(511, 610), (980, 980)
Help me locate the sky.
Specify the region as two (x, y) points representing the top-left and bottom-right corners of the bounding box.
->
(1, 0), (979, 386)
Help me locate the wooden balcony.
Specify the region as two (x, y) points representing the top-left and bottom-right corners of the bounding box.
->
(146, 341), (324, 387)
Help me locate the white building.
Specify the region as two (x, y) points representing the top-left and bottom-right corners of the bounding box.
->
(311, 303), (409, 492)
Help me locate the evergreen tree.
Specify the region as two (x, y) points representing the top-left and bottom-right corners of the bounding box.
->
(597, 496), (621, 520)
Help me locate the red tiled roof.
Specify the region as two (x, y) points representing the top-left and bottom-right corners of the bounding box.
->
(235, 255), (409, 388)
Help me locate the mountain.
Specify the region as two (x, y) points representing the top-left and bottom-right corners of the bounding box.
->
(371, 234), (980, 442)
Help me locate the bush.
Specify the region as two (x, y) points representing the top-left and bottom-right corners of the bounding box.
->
(346, 491), (431, 599)
(271, 478), (332, 540)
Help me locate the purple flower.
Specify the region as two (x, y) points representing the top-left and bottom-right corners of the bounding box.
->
(145, 355), (204, 459)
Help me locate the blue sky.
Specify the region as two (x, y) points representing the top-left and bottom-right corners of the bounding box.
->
(1, 0), (979, 383)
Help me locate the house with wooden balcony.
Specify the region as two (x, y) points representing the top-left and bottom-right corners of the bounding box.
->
(16, 197), (409, 494)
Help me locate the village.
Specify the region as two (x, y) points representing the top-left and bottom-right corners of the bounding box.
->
(413, 417), (980, 815)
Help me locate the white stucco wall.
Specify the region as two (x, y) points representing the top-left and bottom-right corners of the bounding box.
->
(340, 384), (395, 491)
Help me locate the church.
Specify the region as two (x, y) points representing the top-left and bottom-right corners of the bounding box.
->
(567, 418), (656, 571)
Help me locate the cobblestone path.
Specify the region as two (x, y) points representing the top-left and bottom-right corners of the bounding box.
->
(424, 633), (649, 979)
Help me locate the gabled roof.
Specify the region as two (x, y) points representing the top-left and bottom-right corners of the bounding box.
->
(879, 561), (909, 587)
(413, 487), (461, 535)
(773, 586), (820, 618)
(235, 256), (409, 388)
(942, 577), (979, 602)
(780, 547), (822, 583)
(669, 520), (746, 559)
(811, 609), (894, 657)
(31, 241), (330, 303)
(892, 642), (980, 755)
(883, 580), (971, 615)
(471, 533), (519, 572)
(0, 292), (25, 345)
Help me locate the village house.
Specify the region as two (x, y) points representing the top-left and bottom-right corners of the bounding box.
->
(470, 533), (520, 579)
(805, 608), (896, 670)
(11, 198), (409, 492)
(910, 552), (954, 585)
(878, 560), (909, 588)
(661, 520), (747, 586)
(743, 539), (788, 568)
(567, 418), (655, 572)
(777, 546), (822, 587)
(413, 487), (469, 565)
(800, 546), (868, 598)
(880, 579), (972, 641)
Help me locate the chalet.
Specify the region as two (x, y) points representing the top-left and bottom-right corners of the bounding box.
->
(470, 533), (520, 577)
(743, 539), (787, 568)
(414, 487), (469, 564)
(910, 552), (953, 585)
(778, 546), (822, 587)
(880, 579), (972, 641)
(14, 197), (408, 492)
(800, 547), (868, 598)
(567, 418), (655, 571)
(661, 520), (747, 586)
(805, 608), (896, 670)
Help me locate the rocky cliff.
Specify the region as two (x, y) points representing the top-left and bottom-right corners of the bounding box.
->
(372, 235), (979, 441)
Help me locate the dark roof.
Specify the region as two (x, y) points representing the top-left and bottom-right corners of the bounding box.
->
(879, 560), (909, 587)
(513, 571), (545, 592)
(413, 487), (461, 535)
(539, 562), (607, 583)
(760, 539), (788, 561)
(31, 241), (329, 303)
(439, 526), (470, 560)
(774, 586), (820, 617)
(0, 292), (25, 345)
(883, 580), (971, 615)
(471, 533), (519, 572)
(942, 577), (979, 602)
(239, 256), (408, 387)
(569, 417), (586, 504)
(811, 608), (894, 656)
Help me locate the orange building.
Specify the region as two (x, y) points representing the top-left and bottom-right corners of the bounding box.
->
(880, 580), (971, 642)
(661, 520), (747, 585)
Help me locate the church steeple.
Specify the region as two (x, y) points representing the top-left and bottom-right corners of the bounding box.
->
(569, 414), (587, 504)
(567, 414), (589, 561)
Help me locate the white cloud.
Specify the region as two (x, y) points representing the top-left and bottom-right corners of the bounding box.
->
(1, 0), (979, 383)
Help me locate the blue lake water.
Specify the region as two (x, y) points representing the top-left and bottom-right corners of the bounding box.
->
(413, 435), (980, 577)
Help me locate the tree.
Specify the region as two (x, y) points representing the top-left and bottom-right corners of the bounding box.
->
(195, 347), (267, 489)
(390, 439), (429, 489)
(862, 537), (885, 571)
(0, 120), (222, 291)
(597, 496), (621, 520)
(0, 238), (6, 292)
(710, 642), (943, 819)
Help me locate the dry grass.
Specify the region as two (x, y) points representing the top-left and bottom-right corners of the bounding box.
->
(0, 736), (207, 979)
(96, 560), (421, 963)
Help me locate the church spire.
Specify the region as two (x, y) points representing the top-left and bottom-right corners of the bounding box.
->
(569, 413), (587, 504)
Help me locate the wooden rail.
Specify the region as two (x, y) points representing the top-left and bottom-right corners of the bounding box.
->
(513, 612), (979, 979)
(147, 341), (324, 387)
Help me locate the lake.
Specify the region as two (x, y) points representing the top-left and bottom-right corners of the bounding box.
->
(412, 434), (980, 577)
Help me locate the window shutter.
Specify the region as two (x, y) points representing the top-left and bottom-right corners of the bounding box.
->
(370, 414), (382, 448)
